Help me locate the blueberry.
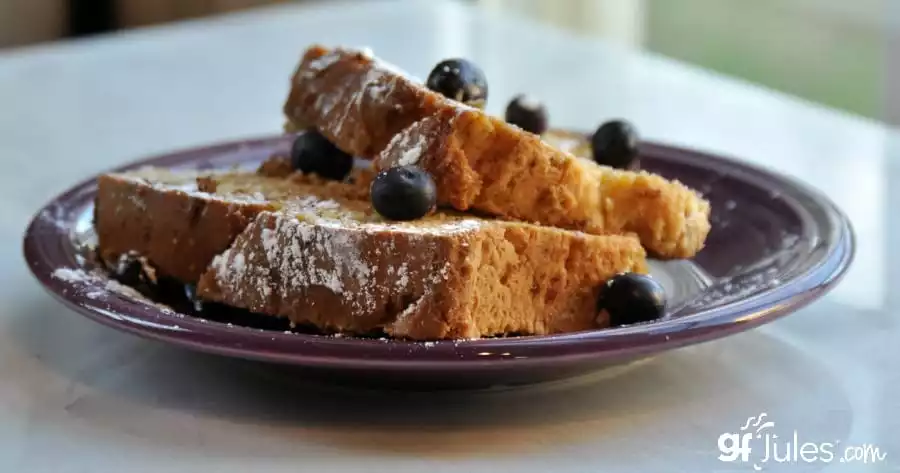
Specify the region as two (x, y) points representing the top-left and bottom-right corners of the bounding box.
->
(591, 119), (639, 169)
(426, 59), (488, 108)
(598, 273), (667, 326)
(291, 130), (354, 180)
(505, 94), (548, 135)
(371, 165), (437, 221)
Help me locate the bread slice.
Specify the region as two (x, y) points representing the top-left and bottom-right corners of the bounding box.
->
(197, 210), (647, 340)
(95, 163), (647, 340)
(378, 110), (711, 259)
(282, 45), (710, 258)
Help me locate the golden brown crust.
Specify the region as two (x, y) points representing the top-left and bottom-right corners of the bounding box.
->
(283, 46), (710, 258)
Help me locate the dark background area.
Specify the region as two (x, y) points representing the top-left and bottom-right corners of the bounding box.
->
(68, 0), (116, 37)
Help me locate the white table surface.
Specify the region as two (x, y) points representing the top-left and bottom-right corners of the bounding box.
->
(1, 0), (897, 471)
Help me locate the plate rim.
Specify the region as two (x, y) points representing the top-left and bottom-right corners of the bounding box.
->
(22, 135), (856, 369)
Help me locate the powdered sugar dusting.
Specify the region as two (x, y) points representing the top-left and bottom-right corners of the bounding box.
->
(128, 194), (147, 210)
(232, 252), (247, 281)
(52, 267), (90, 283)
(398, 136), (425, 166)
(214, 214), (375, 309)
(210, 253), (229, 284)
(366, 77), (393, 102)
(286, 196), (345, 222)
(384, 122), (427, 166)
(114, 173), (267, 204)
(389, 294), (426, 332)
(210, 212), (464, 319)
(302, 47), (421, 138)
(300, 52), (343, 81)
(396, 262), (410, 290)
(51, 266), (177, 315)
(179, 189), (266, 204)
(336, 68), (384, 136)
(104, 278), (156, 303)
(301, 46), (431, 140)
(275, 189), (483, 234)
(361, 218), (483, 234)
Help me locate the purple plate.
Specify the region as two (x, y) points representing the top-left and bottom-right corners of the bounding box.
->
(23, 135), (853, 390)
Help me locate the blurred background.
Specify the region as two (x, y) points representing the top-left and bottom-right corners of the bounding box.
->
(0, 0), (889, 121)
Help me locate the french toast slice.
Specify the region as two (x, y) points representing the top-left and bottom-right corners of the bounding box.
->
(378, 110), (711, 259)
(95, 165), (373, 283)
(198, 209), (647, 340)
(95, 163), (647, 340)
(283, 45), (710, 258)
